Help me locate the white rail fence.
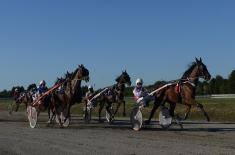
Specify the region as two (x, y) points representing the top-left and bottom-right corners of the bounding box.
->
(196, 94), (235, 99)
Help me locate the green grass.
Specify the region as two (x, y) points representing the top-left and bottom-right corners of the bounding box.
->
(1, 98), (235, 122)
(0, 99), (13, 110)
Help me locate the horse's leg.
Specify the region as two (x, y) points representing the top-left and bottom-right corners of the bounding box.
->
(51, 105), (56, 122)
(145, 101), (160, 124)
(195, 101), (210, 122)
(22, 102), (27, 114)
(114, 102), (121, 116)
(15, 103), (20, 112)
(47, 105), (52, 124)
(183, 104), (191, 120)
(98, 102), (104, 122)
(52, 96), (62, 127)
(169, 102), (176, 117)
(170, 102), (183, 129)
(114, 100), (126, 117)
(25, 102), (28, 110)
(64, 103), (72, 125)
(105, 102), (114, 122)
(123, 100), (126, 116)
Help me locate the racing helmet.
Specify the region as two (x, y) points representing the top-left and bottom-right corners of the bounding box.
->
(136, 78), (143, 85)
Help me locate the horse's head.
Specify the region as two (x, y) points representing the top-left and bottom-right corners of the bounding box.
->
(27, 83), (37, 92)
(115, 70), (131, 86)
(182, 57), (211, 81)
(195, 57), (211, 81)
(76, 64), (89, 82)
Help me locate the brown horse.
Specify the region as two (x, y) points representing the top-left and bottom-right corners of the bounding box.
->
(146, 57), (211, 124)
(49, 64), (89, 126)
(11, 86), (36, 113)
(87, 71), (131, 122)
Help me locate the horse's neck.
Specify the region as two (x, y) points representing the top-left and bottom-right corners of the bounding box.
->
(65, 80), (81, 96)
(183, 68), (199, 87)
(115, 82), (125, 92)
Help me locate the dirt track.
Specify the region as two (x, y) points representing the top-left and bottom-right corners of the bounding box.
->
(0, 111), (235, 155)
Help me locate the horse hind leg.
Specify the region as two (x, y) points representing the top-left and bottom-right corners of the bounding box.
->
(122, 100), (126, 116)
(113, 100), (126, 117)
(170, 102), (183, 129)
(25, 102), (28, 110)
(15, 103), (20, 112)
(106, 103), (114, 123)
(169, 102), (176, 117)
(46, 108), (54, 126)
(196, 102), (210, 122)
(184, 104), (191, 120)
(98, 102), (104, 122)
(145, 102), (159, 125)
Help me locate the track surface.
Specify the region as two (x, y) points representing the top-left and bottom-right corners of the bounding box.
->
(0, 111), (235, 155)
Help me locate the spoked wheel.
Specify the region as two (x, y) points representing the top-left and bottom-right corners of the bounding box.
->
(159, 107), (172, 129)
(27, 106), (38, 128)
(105, 107), (114, 123)
(130, 106), (143, 131)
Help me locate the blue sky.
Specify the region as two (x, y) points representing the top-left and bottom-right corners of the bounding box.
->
(0, 0), (235, 91)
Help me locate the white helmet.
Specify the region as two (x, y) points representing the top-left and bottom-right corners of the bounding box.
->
(136, 78), (143, 85)
(39, 80), (46, 85)
(88, 85), (92, 89)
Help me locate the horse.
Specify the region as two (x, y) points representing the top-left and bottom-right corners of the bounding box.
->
(49, 64), (89, 127)
(10, 86), (36, 114)
(86, 71), (131, 122)
(145, 57), (211, 124)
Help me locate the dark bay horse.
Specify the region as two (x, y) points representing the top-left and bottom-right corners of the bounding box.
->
(49, 64), (89, 127)
(87, 71), (131, 122)
(146, 58), (211, 124)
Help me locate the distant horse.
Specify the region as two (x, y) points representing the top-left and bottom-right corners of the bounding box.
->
(86, 71), (131, 122)
(49, 64), (89, 127)
(11, 86), (36, 113)
(146, 57), (211, 124)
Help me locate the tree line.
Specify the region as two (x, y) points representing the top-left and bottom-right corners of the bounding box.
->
(1, 70), (235, 98)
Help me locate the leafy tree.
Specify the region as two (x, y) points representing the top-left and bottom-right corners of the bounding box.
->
(228, 70), (235, 93)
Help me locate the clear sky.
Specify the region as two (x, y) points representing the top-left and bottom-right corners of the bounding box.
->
(0, 0), (235, 91)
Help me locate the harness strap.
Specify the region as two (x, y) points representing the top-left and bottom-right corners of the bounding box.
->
(32, 84), (61, 106)
(183, 81), (196, 87)
(150, 83), (173, 96)
(88, 88), (108, 103)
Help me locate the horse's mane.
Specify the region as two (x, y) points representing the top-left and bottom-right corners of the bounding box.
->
(181, 62), (197, 79)
(115, 74), (121, 82)
(71, 67), (79, 79)
(115, 71), (130, 83)
(55, 71), (74, 85)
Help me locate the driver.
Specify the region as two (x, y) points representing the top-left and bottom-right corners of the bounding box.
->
(34, 80), (49, 109)
(133, 78), (154, 107)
